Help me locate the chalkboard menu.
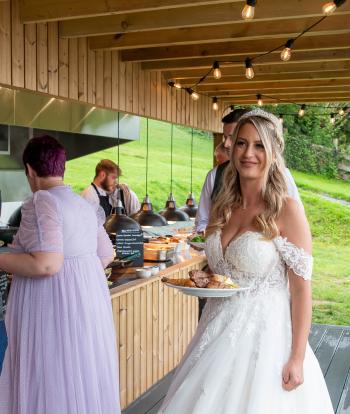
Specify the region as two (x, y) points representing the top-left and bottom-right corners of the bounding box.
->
(115, 228), (144, 267)
(0, 271), (8, 315)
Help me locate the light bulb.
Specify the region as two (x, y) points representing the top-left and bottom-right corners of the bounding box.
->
(339, 107), (345, 116)
(322, 1), (337, 15)
(279, 114), (284, 123)
(213, 68), (222, 80)
(330, 114), (336, 124)
(257, 94), (263, 106)
(174, 82), (182, 89)
(245, 57), (254, 79)
(242, 4), (255, 20)
(281, 47), (292, 61)
(298, 105), (306, 117)
(191, 91), (199, 101)
(213, 61), (221, 80)
(212, 97), (219, 111)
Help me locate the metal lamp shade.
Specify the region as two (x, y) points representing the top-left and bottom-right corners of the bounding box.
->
(180, 193), (198, 218)
(104, 200), (141, 235)
(132, 195), (167, 227)
(159, 193), (190, 222)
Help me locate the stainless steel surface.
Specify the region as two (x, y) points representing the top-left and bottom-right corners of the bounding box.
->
(0, 85), (141, 203)
(0, 86), (140, 140)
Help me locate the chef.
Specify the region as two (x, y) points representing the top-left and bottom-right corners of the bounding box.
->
(81, 159), (140, 219)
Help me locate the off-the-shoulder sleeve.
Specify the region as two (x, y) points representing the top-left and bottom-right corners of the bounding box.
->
(17, 190), (63, 253)
(274, 236), (313, 280)
(96, 205), (114, 260)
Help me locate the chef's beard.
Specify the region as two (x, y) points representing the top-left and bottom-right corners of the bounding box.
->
(100, 177), (113, 192)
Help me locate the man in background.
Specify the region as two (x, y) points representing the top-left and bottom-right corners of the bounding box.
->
(81, 159), (140, 220)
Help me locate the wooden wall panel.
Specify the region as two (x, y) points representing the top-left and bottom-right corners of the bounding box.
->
(36, 23), (48, 92)
(0, 1), (12, 85)
(0, 0), (221, 132)
(103, 51), (112, 107)
(78, 37), (87, 101)
(58, 37), (69, 97)
(68, 38), (78, 100)
(48, 22), (58, 95)
(11, 0), (24, 87)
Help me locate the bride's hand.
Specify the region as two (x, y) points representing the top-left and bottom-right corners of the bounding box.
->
(282, 358), (304, 391)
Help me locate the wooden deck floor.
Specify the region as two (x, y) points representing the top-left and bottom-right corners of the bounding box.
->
(123, 323), (350, 414)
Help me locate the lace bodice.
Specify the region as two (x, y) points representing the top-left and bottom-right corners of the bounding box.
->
(205, 230), (312, 295)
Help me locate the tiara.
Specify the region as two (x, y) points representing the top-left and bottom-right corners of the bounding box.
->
(239, 108), (283, 136)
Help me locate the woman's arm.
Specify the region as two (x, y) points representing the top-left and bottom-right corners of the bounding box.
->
(278, 197), (312, 391)
(0, 251), (64, 278)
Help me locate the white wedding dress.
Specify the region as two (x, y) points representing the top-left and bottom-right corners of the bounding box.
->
(159, 230), (334, 414)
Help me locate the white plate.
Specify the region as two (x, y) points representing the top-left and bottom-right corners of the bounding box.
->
(164, 283), (250, 297)
(188, 241), (205, 250)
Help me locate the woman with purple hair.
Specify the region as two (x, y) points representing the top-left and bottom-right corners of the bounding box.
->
(0, 135), (121, 413)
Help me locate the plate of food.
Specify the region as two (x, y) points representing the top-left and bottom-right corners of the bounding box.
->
(161, 270), (250, 298)
(188, 234), (206, 250)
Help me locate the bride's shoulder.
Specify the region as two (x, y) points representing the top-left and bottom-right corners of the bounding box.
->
(277, 197), (312, 253)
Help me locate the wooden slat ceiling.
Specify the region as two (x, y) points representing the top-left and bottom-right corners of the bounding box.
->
(20, 0), (350, 105)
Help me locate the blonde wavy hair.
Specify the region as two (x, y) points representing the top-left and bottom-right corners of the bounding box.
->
(206, 113), (288, 240)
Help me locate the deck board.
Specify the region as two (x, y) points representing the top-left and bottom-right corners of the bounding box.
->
(123, 324), (350, 414)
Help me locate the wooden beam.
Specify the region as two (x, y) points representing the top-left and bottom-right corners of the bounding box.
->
(219, 92), (350, 102)
(121, 33), (350, 62)
(59, 0), (350, 38)
(222, 97), (350, 104)
(209, 87), (350, 98)
(20, 0), (237, 23)
(89, 14), (350, 51)
(197, 78), (350, 93)
(165, 61), (350, 81)
(177, 70), (350, 86)
(142, 49), (350, 71)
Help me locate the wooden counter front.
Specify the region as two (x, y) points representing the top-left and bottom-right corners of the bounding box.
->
(109, 250), (207, 410)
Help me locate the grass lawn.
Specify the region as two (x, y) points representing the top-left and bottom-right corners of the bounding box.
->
(302, 190), (350, 326)
(292, 169), (350, 202)
(65, 119), (350, 326)
(65, 118), (213, 211)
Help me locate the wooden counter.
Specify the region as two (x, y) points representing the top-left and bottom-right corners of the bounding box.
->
(109, 249), (207, 410)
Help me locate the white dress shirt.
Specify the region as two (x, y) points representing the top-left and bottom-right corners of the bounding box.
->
(81, 184), (140, 218)
(195, 167), (302, 233)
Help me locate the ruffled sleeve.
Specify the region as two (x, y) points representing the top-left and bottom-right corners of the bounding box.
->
(16, 190), (63, 253)
(274, 236), (313, 280)
(96, 205), (114, 260)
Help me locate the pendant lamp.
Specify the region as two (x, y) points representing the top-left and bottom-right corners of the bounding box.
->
(181, 128), (198, 219)
(132, 119), (167, 227)
(159, 124), (190, 223)
(104, 113), (141, 235)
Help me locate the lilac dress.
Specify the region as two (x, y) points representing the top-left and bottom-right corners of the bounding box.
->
(0, 186), (121, 414)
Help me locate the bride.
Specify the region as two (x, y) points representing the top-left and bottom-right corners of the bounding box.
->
(159, 109), (334, 413)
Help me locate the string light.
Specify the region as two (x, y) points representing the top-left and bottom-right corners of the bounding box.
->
(330, 113), (336, 124)
(212, 97), (219, 111)
(166, 3), (348, 113)
(168, 80), (182, 89)
(281, 39), (294, 61)
(213, 61), (222, 80)
(298, 104), (306, 117)
(242, 0), (256, 20)
(257, 94), (263, 106)
(186, 88), (199, 101)
(279, 114), (284, 123)
(245, 57), (254, 80)
(322, 0), (346, 15)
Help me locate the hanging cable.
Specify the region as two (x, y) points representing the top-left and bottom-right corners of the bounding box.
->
(117, 112), (120, 185)
(145, 118), (149, 196)
(190, 128), (194, 194)
(170, 123), (173, 194)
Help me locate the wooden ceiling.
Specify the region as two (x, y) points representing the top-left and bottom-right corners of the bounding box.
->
(20, 0), (350, 105)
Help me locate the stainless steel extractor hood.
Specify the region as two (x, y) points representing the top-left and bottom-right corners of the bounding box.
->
(0, 85), (141, 202)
